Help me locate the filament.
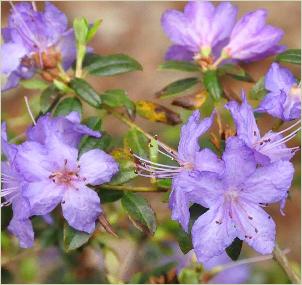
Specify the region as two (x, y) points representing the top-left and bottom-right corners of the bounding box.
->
(24, 96), (36, 125)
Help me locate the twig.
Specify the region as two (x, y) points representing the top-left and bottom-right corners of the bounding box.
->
(273, 243), (300, 284)
(98, 184), (167, 192)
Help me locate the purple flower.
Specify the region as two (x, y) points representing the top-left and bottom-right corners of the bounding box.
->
(161, 1), (284, 64)
(1, 2), (76, 91)
(27, 111), (101, 148)
(226, 94), (300, 166)
(256, 63), (301, 121)
(15, 129), (118, 233)
(1, 123), (34, 248)
(222, 10), (285, 61)
(161, 1), (238, 61)
(203, 252), (250, 284)
(185, 137), (294, 262)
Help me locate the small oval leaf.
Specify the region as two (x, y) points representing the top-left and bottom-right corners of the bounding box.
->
(159, 60), (200, 72)
(136, 100), (182, 125)
(203, 70), (223, 101)
(21, 78), (49, 90)
(157, 77), (200, 99)
(275, 49), (301, 65)
(63, 223), (91, 252)
(83, 53), (143, 76)
(40, 85), (61, 114)
(69, 78), (102, 108)
(218, 64), (254, 82)
(121, 192), (157, 235)
(124, 128), (148, 158)
(249, 77), (267, 100)
(53, 97), (82, 117)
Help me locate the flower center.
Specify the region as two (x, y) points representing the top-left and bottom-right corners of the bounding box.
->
(48, 160), (84, 187)
(224, 188), (239, 202)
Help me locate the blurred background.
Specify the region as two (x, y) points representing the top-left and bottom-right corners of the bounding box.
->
(1, 1), (301, 283)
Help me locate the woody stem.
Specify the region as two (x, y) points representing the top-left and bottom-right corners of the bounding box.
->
(98, 184), (167, 192)
(273, 243), (300, 283)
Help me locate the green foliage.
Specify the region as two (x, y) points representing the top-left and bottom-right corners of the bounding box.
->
(53, 97), (82, 117)
(73, 17), (89, 45)
(124, 128), (148, 158)
(157, 77), (200, 99)
(82, 53), (143, 76)
(69, 78), (102, 108)
(159, 60), (200, 72)
(225, 237), (243, 261)
(100, 89), (136, 118)
(249, 76), (267, 100)
(21, 78), (49, 90)
(121, 192), (157, 234)
(218, 64), (254, 82)
(63, 223), (91, 252)
(275, 49), (301, 65)
(203, 70), (222, 101)
(178, 268), (200, 284)
(99, 190), (124, 203)
(40, 85), (61, 114)
(86, 19), (102, 43)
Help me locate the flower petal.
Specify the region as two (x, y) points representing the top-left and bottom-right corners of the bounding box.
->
(165, 45), (194, 61)
(1, 42), (27, 75)
(222, 137), (256, 187)
(78, 149), (119, 186)
(170, 171), (224, 231)
(232, 201), (275, 254)
(225, 94), (260, 146)
(8, 217), (34, 248)
(192, 204), (237, 262)
(23, 181), (64, 215)
(241, 161), (294, 210)
(264, 63), (296, 94)
(194, 148), (224, 174)
(178, 110), (215, 164)
(62, 186), (102, 233)
(15, 141), (53, 182)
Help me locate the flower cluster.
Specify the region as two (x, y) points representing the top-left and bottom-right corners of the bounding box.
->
(161, 1), (285, 66)
(134, 83), (299, 263)
(1, 2), (76, 91)
(1, 112), (118, 248)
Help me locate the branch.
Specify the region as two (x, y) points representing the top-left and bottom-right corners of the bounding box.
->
(273, 243), (300, 284)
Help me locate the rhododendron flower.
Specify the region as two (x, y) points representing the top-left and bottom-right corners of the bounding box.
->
(134, 110), (223, 179)
(221, 10), (285, 62)
(161, 1), (284, 64)
(161, 1), (238, 61)
(184, 137), (294, 262)
(1, 123), (34, 248)
(226, 94), (300, 166)
(15, 133), (119, 233)
(256, 63), (301, 121)
(1, 2), (76, 90)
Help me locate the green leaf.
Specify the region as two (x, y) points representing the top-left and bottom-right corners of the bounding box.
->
(218, 64), (254, 82)
(63, 223), (91, 252)
(159, 60), (200, 72)
(275, 49), (301, 65)
(157, 77), (199, 99)
(124, 128), (148, 158)
(99, 190), (124, 204)
(40, 85), (61, 114)
(79, 132), (112, 156)
(83, 53), (143, 76)
(69, 78), (102, 108)
(100, 89), (136, 118)
(53, 79), (74, 94)
(226, 237), (243, 261)
(83, 116), (102, 130)
(121, 192), (157, 234)
(86, 19), (102, 43)
(178, 268), (199, 284)
(249, 77), (267, 100)
(53, 97), (82, 117)
(175, 223), (193, 254)
(203, 70), (222, 101)
(73, 17), (89, 45)
(21, 78), (48, 90)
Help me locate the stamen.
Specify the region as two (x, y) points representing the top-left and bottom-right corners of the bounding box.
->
(132, 154), (179, 169)
(24, 96), (36, 125)
(275, 120), (301, 136)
